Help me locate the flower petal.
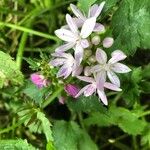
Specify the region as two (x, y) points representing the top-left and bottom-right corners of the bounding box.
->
(80, 17), (96, 38)
(57, 66), (72, 79)
(88, 4), (99, 17)
(93, 23), (105, 32)
(108, 50), (127, 64)
(104, 82), (122, 91)
(74, 43), (84, 66)
(107, 70), (120, 87)
(55, 42), (75, 52)
(70, 4), (86, 20)
(80, 39), (89, 48)
(97, 90), (108, 105)
(50, 58), (65, 66)
(77, 76), (95, 83)
(72, 65), (83, 76)
(90, 65), (102, 73)
(96, 48), (107, 64)
(96, 70), (106, 89)
(92, 1), (105, 18)
(75, 84), (91, 98)
(84, 84), (96, 96)
(55, 29), (76, 42)
(66, 14), (78, 33)
(111, 63), (131, 73)
(103, 37), (114, 48)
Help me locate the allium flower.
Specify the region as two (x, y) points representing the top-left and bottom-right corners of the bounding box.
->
(91, 49), (131, 87)
(75, 76), (122, 105)
(50, 52), (82, 79)
(64, 84), (80, 98)
(55, 14), (96, 65)
(70, 1), (105, 32)
(30, 73), (49, 88)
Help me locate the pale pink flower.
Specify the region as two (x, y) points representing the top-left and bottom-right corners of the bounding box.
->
(55, 14), (96, 65)
(58, 96), (65, 104)
(30, 73), (49, 88)
(102, 37), (114, 48)
(70, 1), (105, 32)
(91, 49), (131, 87)
(75, 76), (122, 105)
(50, 52), (82, 79)
(64, 84), (80, 98)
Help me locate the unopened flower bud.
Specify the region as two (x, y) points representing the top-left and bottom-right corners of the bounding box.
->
(91, 36), (101, 45)
(84, 66), (92, 76)
(84, 49), (92, 57)
(30, 73), (49, 88)
(80, 39), (89, 48)
(64, 84), (79, 98)
(103, 37), (114, 48)
(89, 55), (96, 63)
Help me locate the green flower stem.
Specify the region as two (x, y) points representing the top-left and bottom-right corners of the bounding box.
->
(0, 119), (25, 134)
(16, 32), (28, 69)
(0, 22), (58, 41)
(42, 86), (64, 108)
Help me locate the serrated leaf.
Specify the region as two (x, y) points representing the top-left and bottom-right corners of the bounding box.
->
(23, 81), (51, 105)
(67, 95), (107, 113)
(0, 139), (37, 150)
(0, 51), (24, 87)
(111, 0), (150, 55)
(109, 105), (146, 135)
(53, 120), (98, 150)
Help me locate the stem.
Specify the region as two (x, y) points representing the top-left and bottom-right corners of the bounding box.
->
(42, 86), (64, 108)
(16, 32), (28, 69)
(78, 112), (85, 130)
(138, 110), (150, 118)
(0, 119), (25, 134)
(0, 22), (58, 41)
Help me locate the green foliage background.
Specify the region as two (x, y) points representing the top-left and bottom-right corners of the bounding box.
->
(0, 0), (149, 149)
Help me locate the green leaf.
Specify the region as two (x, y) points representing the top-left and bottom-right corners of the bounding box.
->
(111, 0), (150, 55)
(122, 67), (142, 106)
(67, 95), (107, 113)
(0, 139), (37, 150)
(23, 81), (51, 105)
(78, 0), (97, 14)
(37, 111), (53, 142)
(53, 120), (98, 150)
(0, 51), (24, 88)
(109, 105), (146, 135)
(18, 105), (53, 142)
(141, 126), (150, 147)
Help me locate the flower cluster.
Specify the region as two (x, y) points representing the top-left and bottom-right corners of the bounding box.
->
(50, 2), (131, 105)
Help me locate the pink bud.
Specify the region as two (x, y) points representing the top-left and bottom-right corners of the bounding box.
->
(64, 84), (80, 98)
(30, 73), (49, 88)
(102, 37), (114, 48)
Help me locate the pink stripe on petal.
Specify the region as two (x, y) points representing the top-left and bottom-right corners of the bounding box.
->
(77, 76), (95, 83)
(70, 4), (86, 20)
(55, 29), (76, 42)
(90, 65), (102, 73)
(97, 90), (108, 105)
(55, 42), (75, 52)
(75, 85), (90, 98)
(107, 70), (120, 87)
(84, 84), (96, 97)
(75, 43), (84, 66)
(80, 17), (96, 38)
(96, 70), (106, 89)
(104, 82), (122, 91)
(66, 14), (78, 33)
(111, 63), (131, 73)
(109, 50), (127, 64)
(93, 1), (105, 18)
(96, 48), (107, 64)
